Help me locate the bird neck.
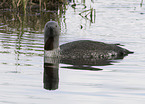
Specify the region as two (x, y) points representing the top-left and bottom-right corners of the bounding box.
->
(44, 36), (59, 50)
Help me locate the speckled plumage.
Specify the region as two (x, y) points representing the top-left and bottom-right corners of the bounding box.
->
(60, 40), (133, 59)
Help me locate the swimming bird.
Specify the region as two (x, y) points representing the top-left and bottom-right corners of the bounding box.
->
(44, 21), (133, 60)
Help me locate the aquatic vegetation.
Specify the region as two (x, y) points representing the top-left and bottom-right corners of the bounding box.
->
(0, 0), (67, 11)
(0, 0), (67, 32)
(70, 0), (96, 23)
(140, 0), (144, 7)
(79, 7), (96, 23)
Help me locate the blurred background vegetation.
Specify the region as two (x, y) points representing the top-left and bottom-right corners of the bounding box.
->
(0, 0), (95, 33)
(0, 0), (67, 33)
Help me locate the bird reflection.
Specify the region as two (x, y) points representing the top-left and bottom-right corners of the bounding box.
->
(43, 55), (125, 90)
(43, 58), (59, 90)
(59, 56), (124, 71)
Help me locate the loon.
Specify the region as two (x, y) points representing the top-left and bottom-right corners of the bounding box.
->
(44, 21), (133, 60)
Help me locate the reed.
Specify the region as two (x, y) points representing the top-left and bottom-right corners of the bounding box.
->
(0, 0), (67, 12)
(140, 0), (144, 7)
(79, 7), (96, 23)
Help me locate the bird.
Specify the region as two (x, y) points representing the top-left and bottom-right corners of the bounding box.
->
(44, 21), (133, 61)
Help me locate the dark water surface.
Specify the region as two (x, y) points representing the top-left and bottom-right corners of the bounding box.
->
(0, 0), (145, 104)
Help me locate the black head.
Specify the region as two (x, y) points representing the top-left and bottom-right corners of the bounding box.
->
(44, 21), (60, 39)
(44, 21), (60, 50)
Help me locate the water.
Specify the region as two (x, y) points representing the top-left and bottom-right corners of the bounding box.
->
(0, 0), (145, 104)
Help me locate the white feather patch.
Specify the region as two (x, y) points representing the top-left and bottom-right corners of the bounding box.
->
(44, 48), (60, 58)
